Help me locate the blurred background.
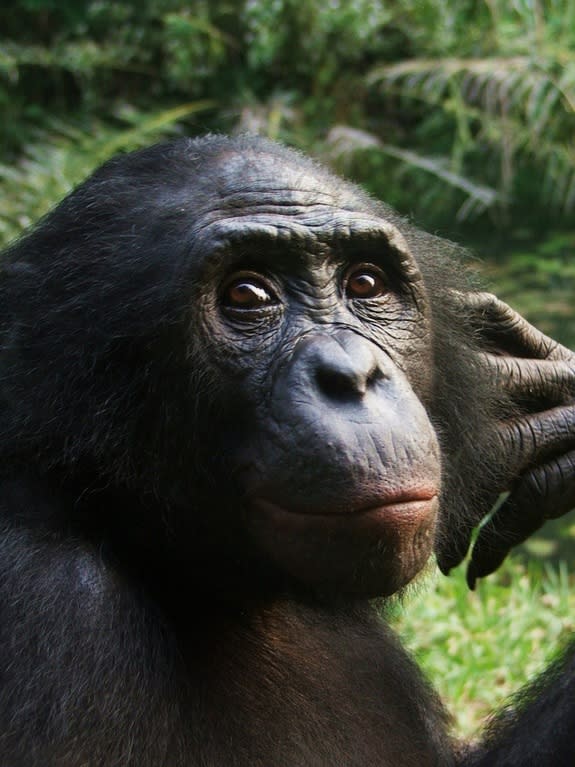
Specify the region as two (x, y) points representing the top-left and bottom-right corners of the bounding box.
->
(1, 0), (574, 738)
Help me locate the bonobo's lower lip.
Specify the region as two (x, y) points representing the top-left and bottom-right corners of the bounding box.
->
(249, 494), (439, 529)
(247, 493), (439, 596)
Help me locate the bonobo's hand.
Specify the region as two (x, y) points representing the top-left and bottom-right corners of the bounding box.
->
(440, 292), (575, 588)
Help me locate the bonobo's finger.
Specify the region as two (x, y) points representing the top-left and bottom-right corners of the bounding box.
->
(496, 405), (575, 479)
(436, 521), (476, 576)
(461, 291), (573, 362)
(437, 405), (575, 576)
(467, 450), (575, 588)
(436, 487), (500, 575)
(482, 354), (575, 405)
(440, 403), (575, 579)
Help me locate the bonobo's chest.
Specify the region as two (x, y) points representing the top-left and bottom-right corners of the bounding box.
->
(185, 600), (452, 767)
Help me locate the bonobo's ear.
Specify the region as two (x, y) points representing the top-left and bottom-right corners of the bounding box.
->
(438, 292), (575, 588)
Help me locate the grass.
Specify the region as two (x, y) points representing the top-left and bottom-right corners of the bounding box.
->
(388, 538), (575, 740)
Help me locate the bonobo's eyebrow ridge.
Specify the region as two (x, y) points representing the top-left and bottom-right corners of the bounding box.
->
(194, 215), (413, 265)
(202, 215), (406, 243)
(190, 216), (424, 291)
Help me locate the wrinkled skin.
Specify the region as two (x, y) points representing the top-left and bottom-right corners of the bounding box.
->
(443, 292), (575, 586)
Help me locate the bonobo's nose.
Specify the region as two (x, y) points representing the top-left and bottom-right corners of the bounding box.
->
(295, 331), (384, 401)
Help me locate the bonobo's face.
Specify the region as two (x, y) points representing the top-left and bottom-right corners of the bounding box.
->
(195, 149), (441, 597)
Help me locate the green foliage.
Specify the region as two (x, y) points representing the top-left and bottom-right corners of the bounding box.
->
(244, 0), (394, 78)
(368, 53), (575, 219)
(1, 0), (574, 227)
(0, 102), (213, 244)
(390, 554), (575, 737)
(0, 2), (237, 151)
(479, 231), (575, 348)
(359, 0), (575, 222)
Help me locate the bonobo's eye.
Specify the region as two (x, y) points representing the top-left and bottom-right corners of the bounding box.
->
(220, 271), (279, 314)
(343, 264), (388, 300)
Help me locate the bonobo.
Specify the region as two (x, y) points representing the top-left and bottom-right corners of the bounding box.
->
(0, 135), (573, 766)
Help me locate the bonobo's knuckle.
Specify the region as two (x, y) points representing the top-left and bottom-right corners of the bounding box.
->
(495, 405), (575, 490)
(516, 451), (575, 521)
(527, 464), (548, 499)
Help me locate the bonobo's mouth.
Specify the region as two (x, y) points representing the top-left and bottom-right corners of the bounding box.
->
(250, 494), (438, 524)
(246, 491), (439, 597)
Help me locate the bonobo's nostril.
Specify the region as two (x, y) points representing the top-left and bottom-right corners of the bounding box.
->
(312, 341), (383, 400)
(315, 366), (367, 398)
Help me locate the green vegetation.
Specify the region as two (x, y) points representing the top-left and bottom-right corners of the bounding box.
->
(390, 552), (575, 738)
(1, 0), (574, 735)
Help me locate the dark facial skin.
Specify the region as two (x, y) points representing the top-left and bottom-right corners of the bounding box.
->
(192, 151), (441, 596)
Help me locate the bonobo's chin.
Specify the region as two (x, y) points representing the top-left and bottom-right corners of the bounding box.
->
(246, 495), (439, 598)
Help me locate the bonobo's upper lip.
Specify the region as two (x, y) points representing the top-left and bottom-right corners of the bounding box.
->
(249, 489), (438, 518)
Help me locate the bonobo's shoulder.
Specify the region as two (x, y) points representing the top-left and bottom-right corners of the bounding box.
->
(0, 474), (119, 603)
(0, 473), (65, 522)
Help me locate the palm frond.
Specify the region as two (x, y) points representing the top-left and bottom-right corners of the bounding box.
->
(368, 55), (575, 211)
(326, 126), (500, 220)
(0, 103), (214, 246)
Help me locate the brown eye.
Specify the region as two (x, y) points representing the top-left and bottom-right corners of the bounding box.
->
(345, 265), (387, 299)
(222, 274), (277, 311)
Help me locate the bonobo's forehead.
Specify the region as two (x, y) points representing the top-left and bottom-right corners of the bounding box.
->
(196, 149), (409, 256)
(210, 149), (356, 206)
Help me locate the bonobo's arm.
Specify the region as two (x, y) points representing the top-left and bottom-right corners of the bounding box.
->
(438, 293), (575, 587)
(460, 639), (575, 767)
